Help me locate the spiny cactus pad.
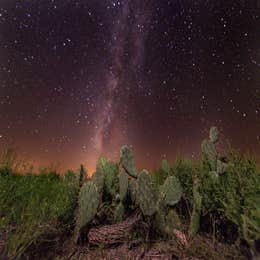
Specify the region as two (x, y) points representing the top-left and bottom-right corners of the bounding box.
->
(161, 176), (182, 207)
(119, 168), (129, 202)
(189, 179), (202, 237)
(120, 146), (138, 178)
(201, 139), (217, 171)
(75, 181), (99, 241)
(92, 168), (105, 196)
(136, 170), (157, 216)
(209, 126), (219, 143)
(129, 178), (138, 205)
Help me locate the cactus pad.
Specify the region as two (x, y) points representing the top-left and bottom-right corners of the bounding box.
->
(209, 126), (219, 143)
(74, 181), (99, 242)
(129, 178), (138, 205)
(119, 168), (129, 202)
(201, 139), (217, 171)
(136, 170), (157, 216)
(120, 146), (138, 178)
(161, 176), (182, 207)
(92, 168), (104, 196)
(189, 178), (202, 237)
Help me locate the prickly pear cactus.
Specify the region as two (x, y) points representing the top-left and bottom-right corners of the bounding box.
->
(209, 126), (219, 143)
(189, 177), (202, 237)
(202, 127), (228, 178)
(129, 178), (138, 205)
(120, 146), (138, 178)
(92, 168), (104, 196)
(161, 176), (182, 207)
(217, 159), (227, 175)
(136, 170), (157, 216)
(201, 139), (217, 171)
(74, 181), (99, 242)
(119, 168), (129, 202)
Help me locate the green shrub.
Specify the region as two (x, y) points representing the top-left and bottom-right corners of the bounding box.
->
(219, 152), (260, 244)
(0, 172), (78, 258)
(173, 158), (193, 201)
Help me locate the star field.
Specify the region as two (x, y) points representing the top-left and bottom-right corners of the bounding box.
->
(0, 0), (259, 172)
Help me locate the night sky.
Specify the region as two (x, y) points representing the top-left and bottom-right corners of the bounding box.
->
(0, 0), (259, 172)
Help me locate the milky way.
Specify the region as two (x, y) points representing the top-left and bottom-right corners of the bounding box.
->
(94, 0), (153, 155)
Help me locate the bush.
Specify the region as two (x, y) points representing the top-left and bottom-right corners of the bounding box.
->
(0, 172), (78, 258)
(197, 150), (260, 244)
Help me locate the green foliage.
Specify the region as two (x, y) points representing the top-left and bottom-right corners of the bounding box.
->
(64, 170), (78, 184)
(0, 172), (78, 258)
(197, 150), (260, 244)
(1, 137), (259, 257)
(218, 152), (260, 244)
(173, 158), (193, 201)
(161, 159), (171, 175)
(151, 168), (168, 186)
(0, 148), (18, 172)
(98, 157), (118, 197)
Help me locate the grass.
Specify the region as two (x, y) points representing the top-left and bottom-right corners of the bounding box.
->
(0, 164), (79, 258)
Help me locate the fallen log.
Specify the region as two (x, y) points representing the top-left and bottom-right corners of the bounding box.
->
(87, 214), (141, 246)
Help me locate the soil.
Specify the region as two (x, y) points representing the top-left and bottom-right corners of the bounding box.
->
(0, 226), (249, 260)
(25, 234), (246, 260)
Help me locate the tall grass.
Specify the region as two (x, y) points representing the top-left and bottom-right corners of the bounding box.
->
(0, 169), (78, 258)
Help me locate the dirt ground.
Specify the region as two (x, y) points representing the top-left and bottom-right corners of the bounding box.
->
(0, 228), (249, 260)
(57, 234), (246, 260)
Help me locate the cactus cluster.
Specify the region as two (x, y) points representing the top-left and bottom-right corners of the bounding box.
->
(201, 126), (227, 178)
(74, 145), (190, 242)
(120, 146), (183, 236)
